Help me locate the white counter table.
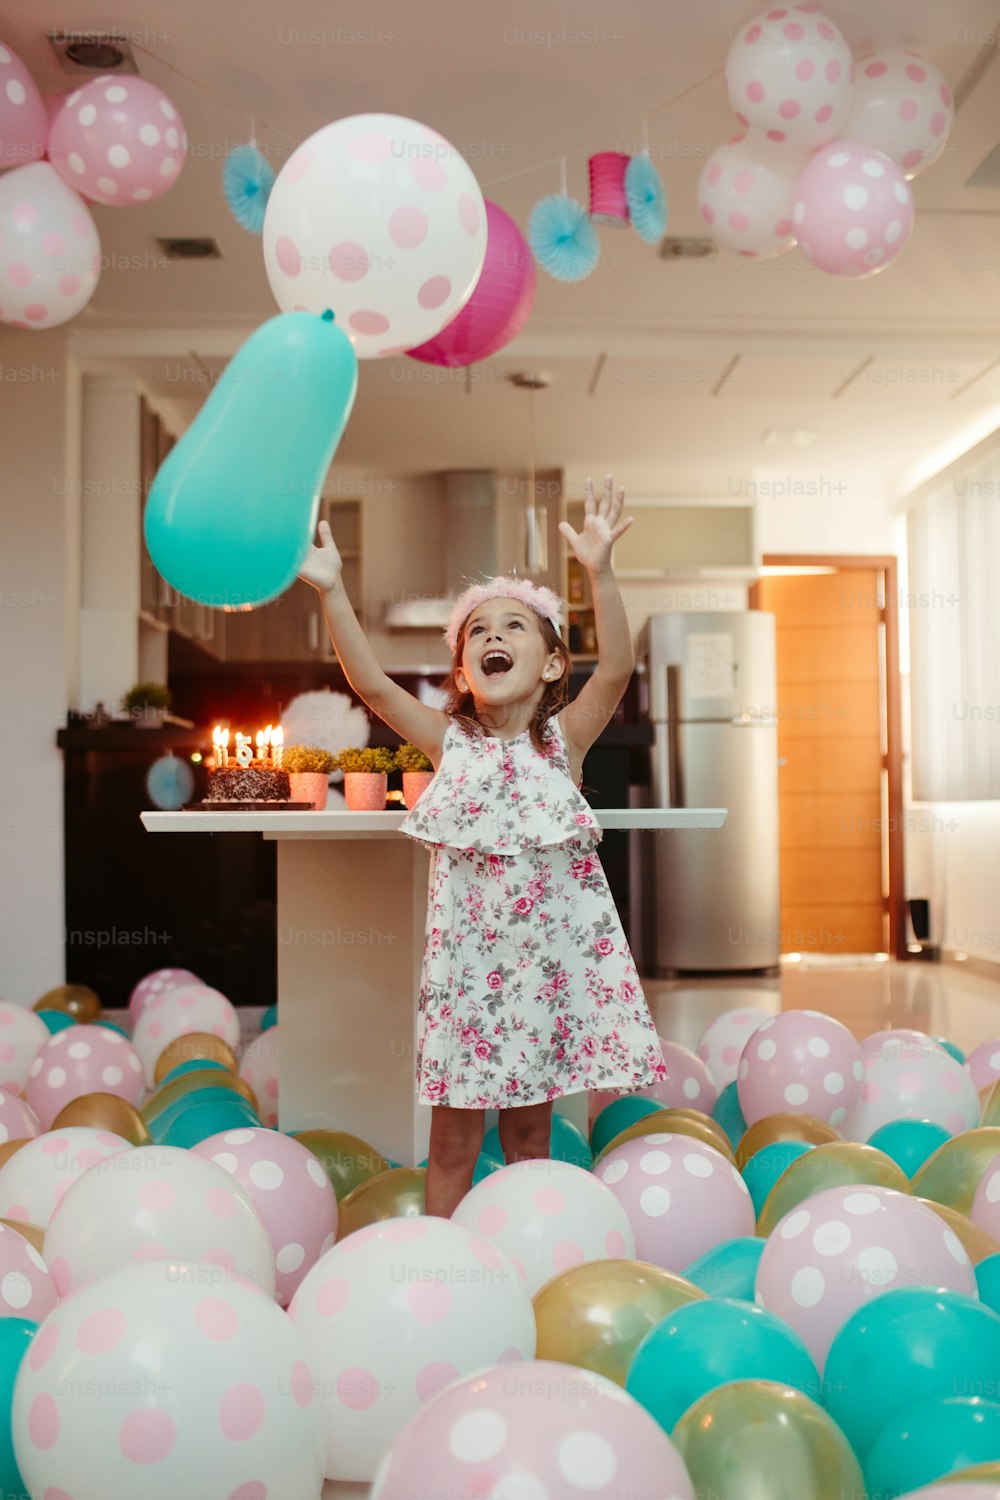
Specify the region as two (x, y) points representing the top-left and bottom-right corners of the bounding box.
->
(141, 808), (727, 1164)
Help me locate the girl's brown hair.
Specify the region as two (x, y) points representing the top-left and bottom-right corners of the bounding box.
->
(440, 612), (572, 755)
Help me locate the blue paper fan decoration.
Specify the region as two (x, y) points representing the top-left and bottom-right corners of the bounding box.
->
(146, 753), (195, 811)
(527, 194), (600, 282)
(222, 144), (276, 234)
(625, 154), (668, 244)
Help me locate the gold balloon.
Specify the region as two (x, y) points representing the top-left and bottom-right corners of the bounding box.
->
(911, 1128), (1000, 1216)
(981, 1085), (994, 1119)
(596, 1108), (736, 1165)
(33, 984), (101, 1023)
(756, 1142), (910, 1238)
(0, 1220), (45, 1256)
(291, 1129), (389, 1202)
(915, 1198), (1000, 1266)
(336, 1167), (425, 1240)
(982, 1079), (1000, 1127)
(153, 1032), (239, 1086)
(0, 1140), (30, 1172)
(52, 1093), (151, 1145)
(939, 1462), (1000, 1484)
(533, 1260), (706, 1386)
(736, 1113), (843, 1172)
(142, 1067), (259, 1123)
(672, 1380), (867, 1500)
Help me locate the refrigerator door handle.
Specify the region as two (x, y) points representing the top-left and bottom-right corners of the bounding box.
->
(666, 664), (685, 808)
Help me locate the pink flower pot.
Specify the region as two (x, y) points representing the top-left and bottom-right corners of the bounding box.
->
(343, 772), (388, 811)
(402, 770), (435, 808)
(289, 771), (329, 810)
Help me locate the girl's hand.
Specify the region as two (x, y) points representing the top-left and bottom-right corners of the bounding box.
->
(298, 518), (343, 591)
(558, 474), (633, 574)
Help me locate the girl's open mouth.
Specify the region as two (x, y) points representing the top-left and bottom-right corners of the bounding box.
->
(482, 650), (513, 676)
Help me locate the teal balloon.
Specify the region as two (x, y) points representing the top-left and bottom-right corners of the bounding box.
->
(865, 1396), (1000, 1499)
(261, 1004), (278, 1032)
(35, 1009), (77, 1034)
(160, 1094), (262, 1149)
(0, 1317), (35, 1500)
(91, 1019), (130, 1039)
(482, 1113), (592, 1170)
(144, 311), (358, 607)
(626, 1297), (821, 1434)
(935, 1037), (966, 1064)
(867, 1118), (951, 1178)
(157, 1058), (230, 1088)
(976, 1252), (1000, 1315)
(590, 1097), (661, 1156)
(683, 1236), (765, 1302)
(824, 1288), (1000, 1463)
(712, 1079), (747, 1149)
(148, 1087), (259, 1145)
(741, 1140), (813, 1215)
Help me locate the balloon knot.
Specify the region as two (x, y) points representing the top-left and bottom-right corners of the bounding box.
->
(320, 309), (335, 323)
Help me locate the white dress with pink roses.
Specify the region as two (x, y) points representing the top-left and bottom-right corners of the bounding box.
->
(398, 716), (667, 1109)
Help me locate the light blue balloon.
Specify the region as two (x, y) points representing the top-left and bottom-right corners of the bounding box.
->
(473, 1151), (505, 1185)
(144, 311), (358, 607)
(934, 1037), (966, 1064)
(590, 1097), (661, 1157)
(0, 1317), (35, 1499)
(683, 1236), (765, 1303)
(626, 1297), (821, 1434)
(35, 1009), (77, 1034)
(864, 1396), (1000, 1499)
(741, 1140), (813, 1216)
(261, 1004), (278, 1032)
(160, 1094), (262, 1149)
(148, 1087), (259, 1145)
(976, 1251), (1000, 1316)
(712, 1080), (747, 1150)
(867, 1118), (951, 1178)
(482, 1113), (592, 1170)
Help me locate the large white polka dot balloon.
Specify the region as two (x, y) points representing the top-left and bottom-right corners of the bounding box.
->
(452, 1159), (634, 1294)
(0, 1128), (132, 1229)
(0, 160), (101, 329)
(698, 1005), (773, 1090)
(0, 1002), (50, 1092)
(47, 75), (186, 205)
(263, 113), (488, 359)
(793, 139), (914, 278)
(737, 1010), (864, 1127)
(725, 6), (855, 150)
(26, 1024), (144, 1129)
(0, 1220), (56, 1323)
(132, 983), (241, 1085)
(192, 1127), (336, 1306)
(289, 1215), (535, 1482)
(595, 1133), (754, 1271)
(0, 39), (48, 166)
(843, 1032), (980, 1141)
(11, 1259), (325, 1500)
(42, 1143), (276, 1301)
(371, 1359), (695, 1500)
(698, 134), (807, 257)
(239, 1027), (279, 1127)
(755, 1184), (977, 1370)
(843, 50), (954, 177)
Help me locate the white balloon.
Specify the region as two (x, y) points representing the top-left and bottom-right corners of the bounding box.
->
(131, 983), (241, 1085)
(0, 1128), (131, 1228)
(0, 1002), (50, 1091)
(698, 1005), (774, 1089)
(698, 134), (807, 257)
(843, 1034), (981, 1141)
(263, 113), (487, 359)
(843, 50), (955, 178)
(0, 161), (100, 327)
(726, 7), (855, 152)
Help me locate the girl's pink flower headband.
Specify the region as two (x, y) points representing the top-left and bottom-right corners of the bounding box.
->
(445, 576), (566, 654)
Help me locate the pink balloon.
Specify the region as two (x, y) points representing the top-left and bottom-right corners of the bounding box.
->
(966, 1037), (1000, 1092)
(737, 1010), (863, 1127)
(725, 7), (855, 151)
(756, 1185), (978, 1370)
(843, 50), (955, 178)
(0, 40), (48, 169)
(406, 200), (536, 366)
(0, 161), (101, 329)
(372, 1359), (694, 1500)
(240, 1029), (279, 1127)
(588, 1039), (717, 1128)
(47, 74), (186, 205)
(793, 139), (914, 278)
(697, 134), (806, 258)
(127, 967), (200, 1026)
(971, 1157), (1000, 1242)
(595, 1132), (754, 1271)
(25, 1025), (144, 1129)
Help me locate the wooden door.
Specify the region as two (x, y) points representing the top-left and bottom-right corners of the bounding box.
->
(756, 570), (886, 953)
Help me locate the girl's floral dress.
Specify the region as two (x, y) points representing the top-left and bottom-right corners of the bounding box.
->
(399, 716), (667, 1109)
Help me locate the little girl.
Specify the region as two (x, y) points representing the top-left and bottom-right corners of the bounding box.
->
(300, 474), (666, 1216)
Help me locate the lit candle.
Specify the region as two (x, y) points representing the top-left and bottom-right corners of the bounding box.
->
(272, 725), (283, 770)
(255, 729), (265, 767)
(221, 728), (229, 769)
(263, 724), (273, 769)
(235, 732), (253, 768)
(212, 726), (222, 770)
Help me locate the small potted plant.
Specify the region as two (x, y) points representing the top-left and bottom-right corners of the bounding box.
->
(122, 681), (172, 729)
(282, 744), (338, 810)
(335, 746), (396, 811)
(395, 743), (435, 808)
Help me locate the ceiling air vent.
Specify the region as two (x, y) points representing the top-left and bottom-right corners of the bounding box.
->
(48, 32), (140, 75)
(156, 238), (223, 261)
(659, 237), (718, 260)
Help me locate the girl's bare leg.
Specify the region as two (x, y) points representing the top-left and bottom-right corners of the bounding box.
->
(498, 1098), (554, 1163)
(425, 1105), (486, 1217)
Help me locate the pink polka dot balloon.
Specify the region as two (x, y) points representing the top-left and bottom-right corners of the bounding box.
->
(793, 139), (914, 278)
(0, 161), (100, 329)
(452, 1159), (634, 1295)
(971, 1157), (1000, 1242)
(47, 74), (186, 205)
(0, 1221), (56, 1323)
(127, 966), (199, 1026)
(842, 50), (954, 178)
(239, 1027), (279, 1127)
(843, 1032), (980, 1141)
(371, 1359), (695, 1500)
(11, 1259), (325, 1500)
(0, 1090), (41, 1145)
(263, 113), (488, 359)
(738, 1010), (864, 1127)
(725, 6), (855, 151)
(755, 1184), (977, 1370)
(289, 1215), (535, 1482)
(192, 1127), (336, 1306)
(0, 1128), (132, 1229)
(25, 1024), (144, 1129)
(0, 39), (48, 167)
(0, 1003), (50, 1092)
(698, 1005), (773, 1090)
(966, 1038), (1000, 1093)
(132, 983), (241, 1085)
(595, 1133), (754, 1271)
(697, 135), (807, 257)
(43, 1143), (276, 1301)
(588, 1039), (718, 1128)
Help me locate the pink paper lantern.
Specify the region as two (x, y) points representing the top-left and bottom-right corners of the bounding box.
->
(0, 40), (48, 170)
(47, 74), (186, 205)
(589, 151), (630, 224)
(793, 139), (914, 279)
(405, 199), (536, 367)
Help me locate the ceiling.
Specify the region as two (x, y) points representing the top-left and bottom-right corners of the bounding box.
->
(8, 0), (1000, 500)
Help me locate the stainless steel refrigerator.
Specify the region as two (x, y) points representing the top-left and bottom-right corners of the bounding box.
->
(637, 612), (781, 972)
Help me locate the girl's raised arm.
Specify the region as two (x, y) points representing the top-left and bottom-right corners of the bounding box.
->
(299, 520), (447, 763)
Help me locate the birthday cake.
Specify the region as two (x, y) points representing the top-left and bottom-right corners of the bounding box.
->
(205, 767), (291, 803)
